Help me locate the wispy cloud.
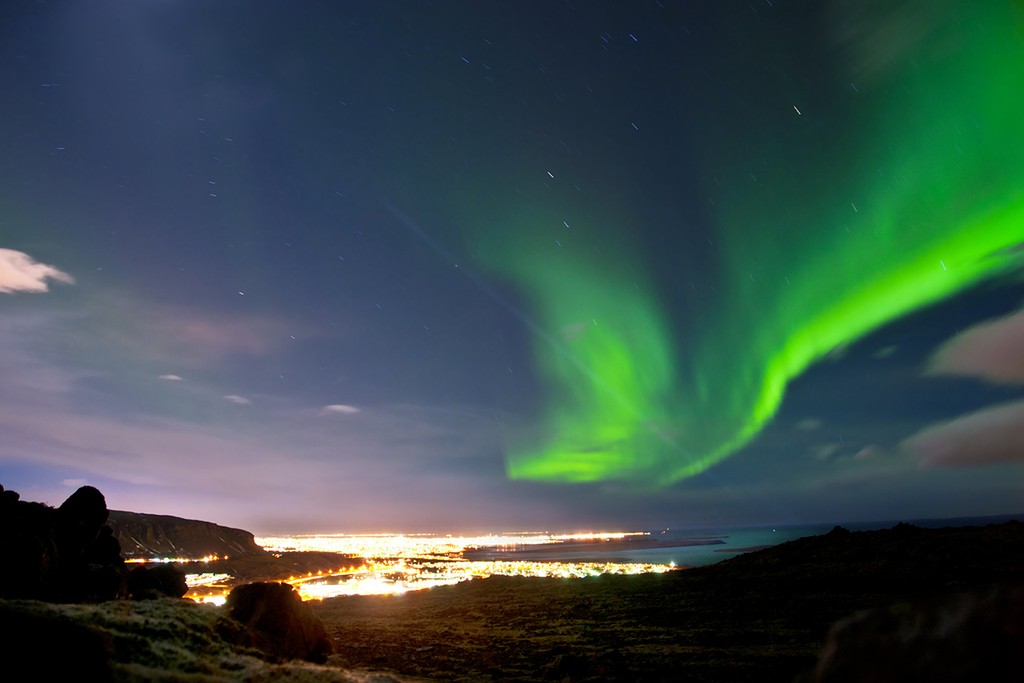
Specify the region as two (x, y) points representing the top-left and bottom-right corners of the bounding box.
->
(0, 311), (90, 402)
(902, 400), (1024, 468)
(0, 382), (518, 532)
(910, 310), (1024, 469)
(927, 308), (1024, 383)
(80, 291), (317, 370)
(812, 443), (840, 461)
(796, 418), (822, 431)
(852, 444), (884, 461)
(159, 374), (184, 381)
(0, 248), (74, 294)
(171, 316), (292, 359)
(320, 404), (360, 415)
(223, 394), (251, 405)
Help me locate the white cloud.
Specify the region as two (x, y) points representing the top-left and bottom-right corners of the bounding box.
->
(320, 404), (360, 415)
(812, 443), (840, 461)
(223, 394), (251, 405)
(872, 345), (898, 359)
(902, 399), (1024, 468)
(0, 248), (74, 294)
(796, 418), (822, 431)
(86, 292), (316, 368)
(927, 309), (1024, 383)
(62, 478), (89, 488)
(852, 445), (884, 461)
(159, 374), (184, 381)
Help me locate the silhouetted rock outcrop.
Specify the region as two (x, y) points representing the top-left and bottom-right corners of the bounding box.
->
(226, 581), (334, 663)
(107, 510), (266, 559)
(0, 483), (125, 601)
(0, 484), (185, 602)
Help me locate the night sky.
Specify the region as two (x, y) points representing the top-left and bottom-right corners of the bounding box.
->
(3, 0), (1024, 533)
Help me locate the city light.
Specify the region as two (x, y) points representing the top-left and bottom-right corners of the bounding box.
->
(256, 531), (649, 558)
(181, 532), (677, 604)
(126, 554), (226, 565)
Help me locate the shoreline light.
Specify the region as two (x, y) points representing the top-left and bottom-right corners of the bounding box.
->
(255, 531), (649, 558)
(182, 531), (677, 603)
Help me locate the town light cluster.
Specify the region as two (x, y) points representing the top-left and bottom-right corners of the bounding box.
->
(182, 532), (676, 603)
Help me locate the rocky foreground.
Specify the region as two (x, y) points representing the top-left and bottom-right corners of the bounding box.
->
(0, 483), (403, 681)
(3, 483), (1024, 681)
(0, 596), (410, 682)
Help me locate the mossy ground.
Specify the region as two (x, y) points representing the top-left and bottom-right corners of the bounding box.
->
(312, 523), (1024, 682)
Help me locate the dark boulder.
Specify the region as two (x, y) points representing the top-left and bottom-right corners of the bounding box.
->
(54, 486), (124, 601)
(57, 485), (109, 543)
(811, 582), (1024, 682)
(226, 582), (333, 663)
(128, 563), (189, 600)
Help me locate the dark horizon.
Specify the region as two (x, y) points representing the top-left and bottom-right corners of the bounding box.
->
(104, 496), (1024, 538)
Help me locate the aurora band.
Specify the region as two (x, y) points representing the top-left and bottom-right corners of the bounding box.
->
(482, 2), (1024, 485)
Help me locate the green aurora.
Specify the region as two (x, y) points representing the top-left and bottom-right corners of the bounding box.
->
(482, 2), (1024, 485)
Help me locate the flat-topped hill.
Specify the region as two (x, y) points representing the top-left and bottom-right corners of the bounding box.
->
(107, 510), (266, 559)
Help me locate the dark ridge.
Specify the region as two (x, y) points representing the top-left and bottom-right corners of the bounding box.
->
(692, 520), (1024, 595)
(107, 510), (266, 559)
(313, 520), (1024, 681)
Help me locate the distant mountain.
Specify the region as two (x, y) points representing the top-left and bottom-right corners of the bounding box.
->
(107, 510), (266, 559)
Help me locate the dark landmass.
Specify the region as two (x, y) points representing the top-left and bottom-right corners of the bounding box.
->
(107, 510), (266, 559)
(714, 544), (775, 554)
(463, 536), (724, 562)
(106, 509), (360, 594)
(207, 551), (361, 584)
(313, 521), (1024, 682)
(5, 483), (1023, 681)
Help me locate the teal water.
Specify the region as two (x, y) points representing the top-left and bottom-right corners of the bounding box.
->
(505, 514), (1023, 568)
